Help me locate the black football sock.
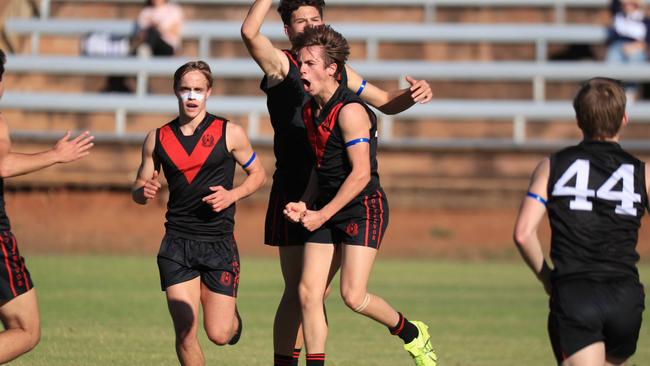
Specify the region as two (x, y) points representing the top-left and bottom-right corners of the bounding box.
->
(388, 312), (419, 344)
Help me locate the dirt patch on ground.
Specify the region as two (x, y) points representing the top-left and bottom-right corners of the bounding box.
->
(5, 190), (650, 260)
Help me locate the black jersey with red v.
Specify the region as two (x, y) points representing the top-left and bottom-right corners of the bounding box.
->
(158, 114), (225, 185)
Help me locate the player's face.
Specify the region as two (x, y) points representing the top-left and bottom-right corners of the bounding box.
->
(175, 70), (211, 120)
(298, 45), (336, 97)
(286, 6), (324, 41)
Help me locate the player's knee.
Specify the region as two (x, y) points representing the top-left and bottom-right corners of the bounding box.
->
(340, 287), (367, 311)
(298, 282), (322, 309)
(206, 328), (232, 346)
(27, 325), (41, 350)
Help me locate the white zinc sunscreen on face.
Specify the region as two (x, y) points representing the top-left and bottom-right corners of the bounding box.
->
(180, 90), (205, 101)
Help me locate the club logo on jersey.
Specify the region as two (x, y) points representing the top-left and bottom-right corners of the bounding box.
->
(220, 272), (232, 286)
(201, 133), (215, 148)
(346, 222), (359, 237)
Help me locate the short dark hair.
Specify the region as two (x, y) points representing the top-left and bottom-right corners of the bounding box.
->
(173, 61), (213, 91)
(0, 49), (5, 80)
(292, 25), (349, 77)
(573, 77), (626, 139)
(277, 0), (325, 26)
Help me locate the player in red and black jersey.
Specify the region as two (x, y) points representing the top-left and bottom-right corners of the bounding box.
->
(514, 78), (649, 366)
(284, 25), (437, 366)
(132, 61), (265, 365)
(0, 49), (94, 363)
(241, 1), (433, 364)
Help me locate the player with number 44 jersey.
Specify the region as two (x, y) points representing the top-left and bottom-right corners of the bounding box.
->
(514, 77), (648, 366)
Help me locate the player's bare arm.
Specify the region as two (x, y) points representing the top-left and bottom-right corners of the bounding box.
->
(0, 114), (93, 179)
(202, 122), (266, 213)
(241, 0), (291, 87)
(513, 157), (553, 295)
(345, 66), (433, 114)
(132, 130), (161, 205)
(300, 103), (371, 231)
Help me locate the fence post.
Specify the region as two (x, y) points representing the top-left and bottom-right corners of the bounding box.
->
(248, 112), (260, 140)
(380, 115), (394, 143)
(424, 2), (436, 23)
(366, 38), (378, 61)
(513, 115), (526, 145)
(535, 38), (548, 62)
(554, 1), (566, 24)
(199, 36), (210, 59)
(533, 75), (546, 102)
(115, 108), (127, 136)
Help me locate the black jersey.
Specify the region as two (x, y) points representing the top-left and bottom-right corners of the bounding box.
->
(302, 85), (381, 208)
(0, 179), (10, 231)
(154, 113), (236, 240)
(547, 140), (648, 283)
(261, 50), (349, 194)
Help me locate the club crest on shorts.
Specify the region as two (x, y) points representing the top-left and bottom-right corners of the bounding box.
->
(220, 272), (232, 286)
(201, 133), (215, 148)
(346, 222), (359, 237)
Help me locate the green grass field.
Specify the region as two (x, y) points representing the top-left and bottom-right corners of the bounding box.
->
(9, 256), (650, 366)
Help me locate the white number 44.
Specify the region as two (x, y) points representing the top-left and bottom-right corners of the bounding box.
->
(552, 159), (641, 216)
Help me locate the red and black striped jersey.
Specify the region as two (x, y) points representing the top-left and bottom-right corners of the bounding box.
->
(154, 113), (236, 240)
(547, 140), (648, 283)
(260, 50), (349, 196)
(302, 85), (381, 212)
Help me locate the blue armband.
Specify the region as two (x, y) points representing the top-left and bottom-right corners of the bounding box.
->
(242, 152), (256, 169)
(526, 191), (547, 207)
(356, 79), (367, 96)
(345, 138), (370, 147)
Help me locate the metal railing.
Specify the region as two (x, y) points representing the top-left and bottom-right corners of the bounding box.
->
(2, 92), (649, 151)
(5, 18), (608, 61)
(8, 55), (650, 102)
(42, 0), (610, 23)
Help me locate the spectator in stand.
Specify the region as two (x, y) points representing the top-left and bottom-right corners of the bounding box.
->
(606, 0), (650, 102)
(134, 0), (184, 56)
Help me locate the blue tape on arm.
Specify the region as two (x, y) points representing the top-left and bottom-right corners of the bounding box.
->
(356, 79), (367, 96)
(526, 192), (548, 206)
(242, 152), (256, 169)
(345, 138), (370, 147)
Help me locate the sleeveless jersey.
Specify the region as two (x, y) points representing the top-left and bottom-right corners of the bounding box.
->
(154, 113), (236, 239)
(0, 179), (10, 231)
(261, 50), (348, 194)
(547, 140), (648, 283)
(302, 85), (381, 207)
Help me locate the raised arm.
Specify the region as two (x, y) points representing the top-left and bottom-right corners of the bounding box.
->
(241, 0), (291, 87)
(131, 130), (161, 205)
(0, 114), (93, 178)
(345, 65), (432, 115)
(300, 103), (371, 231)
(513, 157), (553, 295)
(202, 123), (266, 212)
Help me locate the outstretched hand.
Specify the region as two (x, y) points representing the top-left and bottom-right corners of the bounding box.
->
(405, 75), (433, 104)
(283, 201), (307, 223)
(54, 131), (94, 163)
(143, 170), (162, 200)
(203, 186), (237, 213)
